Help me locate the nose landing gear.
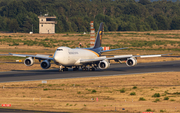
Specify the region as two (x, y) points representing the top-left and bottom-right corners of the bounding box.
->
(59, 65), (68, 72)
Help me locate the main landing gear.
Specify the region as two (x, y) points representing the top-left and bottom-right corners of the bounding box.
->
(89, 68), (95, 71)
(81, 65), (88, 71)
(82, 65), (96, 71)
(59, 65), (79, 72)
(59, 65), (97, 72)
(73, 66), (79, 71)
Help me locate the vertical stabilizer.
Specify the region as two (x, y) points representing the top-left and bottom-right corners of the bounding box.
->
(93, 22), (103, 49)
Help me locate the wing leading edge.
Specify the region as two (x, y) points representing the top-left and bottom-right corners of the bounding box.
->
(9, 53), (54, 61)
(80, 54), (166, 64)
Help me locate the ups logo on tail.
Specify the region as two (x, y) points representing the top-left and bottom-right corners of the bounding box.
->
(99, 31), (102, 41)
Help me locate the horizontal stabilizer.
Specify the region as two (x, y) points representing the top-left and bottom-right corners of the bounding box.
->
(101, 47), (128, 53)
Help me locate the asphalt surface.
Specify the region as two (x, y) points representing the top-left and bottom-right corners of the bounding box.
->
(0, 60), (179, 83)
(0, 108), (64, 113)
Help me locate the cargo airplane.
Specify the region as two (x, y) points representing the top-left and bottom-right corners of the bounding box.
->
(9, 22), (165, 71)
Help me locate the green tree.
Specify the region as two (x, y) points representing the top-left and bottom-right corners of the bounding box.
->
(1, 17), (11, 31)
(25, 0), (43, 15)
(154, 14), (168, 30)
(145, 16), (158, 30)
(171, 16), (180, 30)
(9, 19), (19, 32)
(7, 1), (18, 17)
(139, 0), (151, 5)
(124, 3), (141, 16)
(71, 22), (78, 32)
(1, 0), (180, 32)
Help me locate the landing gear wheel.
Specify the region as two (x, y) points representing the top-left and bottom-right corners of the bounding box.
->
(59, 69), (63, 72)
(82, 68), (88, 71)
(89, 68), (95, 71)
(73, 67), (79, 71)
(92, 68), (95, 71)
(82, 65), (88, 71)
(63, 68), (68, 71)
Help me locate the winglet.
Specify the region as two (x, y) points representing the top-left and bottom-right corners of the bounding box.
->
(9, 53), (13, 55)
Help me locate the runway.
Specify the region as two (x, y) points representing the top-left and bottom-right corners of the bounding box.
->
(0, 60), (180, 83)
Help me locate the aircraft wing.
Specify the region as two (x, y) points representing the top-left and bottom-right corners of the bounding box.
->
(80, 54), (166, 64)
(80, 55), (133, 63)
(9, 53), (54, 60)
(80, 57), (107, 63)
(133, 53), (171, 58)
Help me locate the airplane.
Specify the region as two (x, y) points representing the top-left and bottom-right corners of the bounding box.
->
(9, 22), (166, 72)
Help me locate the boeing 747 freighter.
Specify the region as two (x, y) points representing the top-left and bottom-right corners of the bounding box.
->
(10, 22), (166, 71)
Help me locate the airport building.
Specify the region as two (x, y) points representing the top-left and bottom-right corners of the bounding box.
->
(38, 15), (57, 34)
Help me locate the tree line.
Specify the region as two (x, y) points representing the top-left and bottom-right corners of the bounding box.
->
(0, 0), (180, 33)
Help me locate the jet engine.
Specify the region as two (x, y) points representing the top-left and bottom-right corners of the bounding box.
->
(41, 60), (51, 69)
(98, 60), (110, 69)
(24, 57), (34, 66)
(126, 57), (137, 67)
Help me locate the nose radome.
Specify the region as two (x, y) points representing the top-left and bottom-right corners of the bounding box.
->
(53, 54), (59, 62)
(53, 55), (60, 65)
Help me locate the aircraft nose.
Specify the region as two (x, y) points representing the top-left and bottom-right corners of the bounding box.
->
(53, 53), (58, 62)
(54, 54), (61, 65)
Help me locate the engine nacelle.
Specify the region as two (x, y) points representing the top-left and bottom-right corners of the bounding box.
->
(41, 60), (51, 69)
(24, 57), (34, 66)
(126, 57), (137, 67)
(98, 60), (110, 69)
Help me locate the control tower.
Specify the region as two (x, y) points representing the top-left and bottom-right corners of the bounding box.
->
(38, 15), (57, 34)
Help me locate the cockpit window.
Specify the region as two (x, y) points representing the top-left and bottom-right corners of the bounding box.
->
(57, 49), (63, 51)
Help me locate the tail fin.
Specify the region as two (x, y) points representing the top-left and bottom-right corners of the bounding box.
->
(93, 22), (103, 49)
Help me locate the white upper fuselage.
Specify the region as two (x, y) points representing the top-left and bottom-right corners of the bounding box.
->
(53, 47), (99, 66)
